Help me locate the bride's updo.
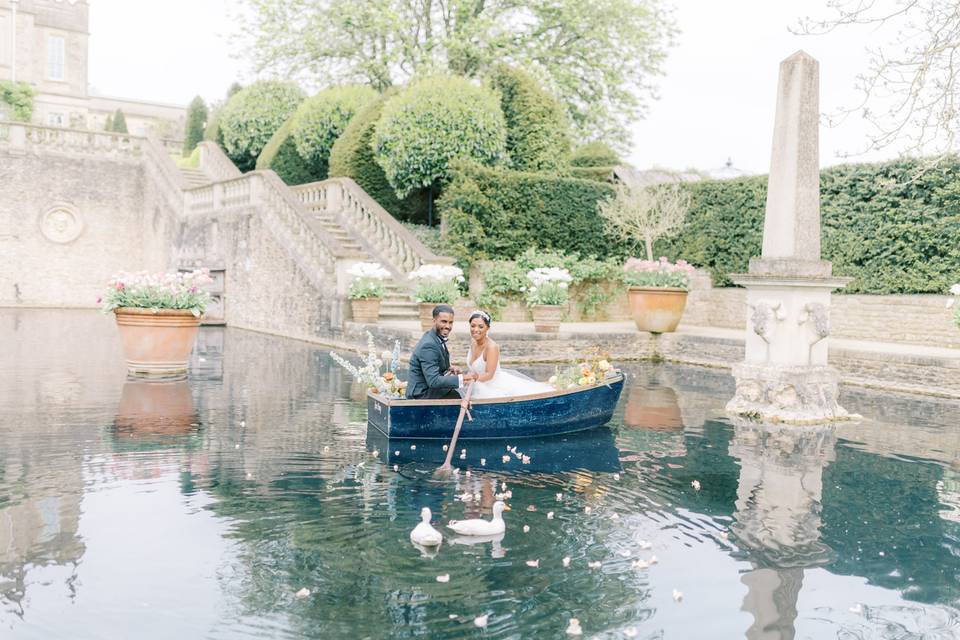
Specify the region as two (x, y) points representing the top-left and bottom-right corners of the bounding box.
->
(469, 310), (491, 327)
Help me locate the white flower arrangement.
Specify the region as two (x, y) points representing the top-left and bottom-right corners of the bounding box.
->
(948, 283), (960, 327)
(347, 262), (391, 299)
(525, 267), (572, 306)
(408, 264), (464, 303)
(330, 332), (406, 398)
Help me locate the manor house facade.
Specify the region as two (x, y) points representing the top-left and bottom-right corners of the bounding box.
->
(0, 0), (185, 137)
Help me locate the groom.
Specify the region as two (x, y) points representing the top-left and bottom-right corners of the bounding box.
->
(406, 305), (477, 399)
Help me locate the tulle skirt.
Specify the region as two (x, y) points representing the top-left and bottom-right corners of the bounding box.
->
(467, 368), (553, 399)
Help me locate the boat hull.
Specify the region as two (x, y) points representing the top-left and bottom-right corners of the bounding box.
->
(367, 374), (625, 440)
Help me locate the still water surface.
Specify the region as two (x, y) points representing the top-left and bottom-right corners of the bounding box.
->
(2, 310), (960, 639)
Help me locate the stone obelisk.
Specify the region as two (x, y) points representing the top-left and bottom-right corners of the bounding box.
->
(726, 51), (852, 423)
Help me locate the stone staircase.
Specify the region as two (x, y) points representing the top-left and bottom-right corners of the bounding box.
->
(180, 143), (456, 323)
(179, 167), (211, 188)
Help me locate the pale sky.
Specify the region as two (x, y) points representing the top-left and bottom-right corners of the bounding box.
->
(88, 0), (904, 175)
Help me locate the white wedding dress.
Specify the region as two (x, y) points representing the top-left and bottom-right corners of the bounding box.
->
(466, 345), (553, 399)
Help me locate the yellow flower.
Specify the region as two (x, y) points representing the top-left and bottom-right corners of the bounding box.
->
(578, 376), (589, 386)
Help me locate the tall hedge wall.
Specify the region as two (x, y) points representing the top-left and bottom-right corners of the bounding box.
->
(658, 157), (960, 294)
(438, 161), (617, 266)
(439, 156), (960, 295)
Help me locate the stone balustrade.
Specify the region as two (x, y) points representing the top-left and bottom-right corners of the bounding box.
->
(294, 177), (454, 282)
(0, 120), (145, 158)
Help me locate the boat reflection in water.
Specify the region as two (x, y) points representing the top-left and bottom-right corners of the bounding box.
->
(366, 423), (622, 474)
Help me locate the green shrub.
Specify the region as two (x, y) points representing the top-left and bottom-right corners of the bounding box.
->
(183, 96), (208, 156)
(256, 114), (320, 184)
(570, 141), (619, 167)
(487, 65), (571, 172)
(656, 157), (960, 294)
(329, 93), (431, 222)
(111, 109), (128, 133)
(290, 85), (377, 180)
(373, 76), (507, 198)
(219, 80), (305, 171)
(0, 81), (34, 121)
(569, 166), (615, 182)
(438, 161), (618, 266)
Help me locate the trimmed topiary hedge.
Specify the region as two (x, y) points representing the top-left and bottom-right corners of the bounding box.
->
(328, 92), (431, 222)
(373, 75), (507, 198)
(219, 80), (305, 172)
(256, 114), (320, 185)
(487, 65), (571, 173)
(438, 161), (617, 266)
(291, 85), (378, 180)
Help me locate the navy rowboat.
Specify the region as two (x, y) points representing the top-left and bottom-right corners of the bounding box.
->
(367, 373), (625, 440)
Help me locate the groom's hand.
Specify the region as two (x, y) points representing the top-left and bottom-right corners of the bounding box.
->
(447, 365), (463, 375)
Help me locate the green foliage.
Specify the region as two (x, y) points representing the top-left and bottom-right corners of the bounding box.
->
(111, 109), (128, 133)
(235, 0), (676, 142)
(290, 85), (377, 180)
(174, 146), (201, 168)
(329, 93), (430, 222)
(656, 157), (960, 294)
(373, 76), (507, 198)
(103, 114), (113, 132)
(0, 81), (34, 121)
(570, 141), (620, 167)
(256, 114), (322, 184)
(438, 161), (618, 267)
(203, 107), (223, 144)
(183, 96), (208, 156)
(219, 80), (305, 171)
(487, 65), (571, 172)
(569, 166), (615, 182)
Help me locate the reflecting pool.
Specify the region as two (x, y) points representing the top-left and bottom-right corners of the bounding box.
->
(2, 310), (960, 639)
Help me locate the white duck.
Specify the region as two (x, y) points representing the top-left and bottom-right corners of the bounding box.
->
(410, 507), (443, 547)
(447, 501), (508, 536)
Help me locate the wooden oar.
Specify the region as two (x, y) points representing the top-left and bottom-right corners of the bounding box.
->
(434, 382), (474, 478)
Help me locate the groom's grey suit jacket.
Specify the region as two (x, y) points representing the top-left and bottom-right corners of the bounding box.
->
(405, 329), (460, 399)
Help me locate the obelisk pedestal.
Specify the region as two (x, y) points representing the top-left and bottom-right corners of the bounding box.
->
(725, 51), (852, 424)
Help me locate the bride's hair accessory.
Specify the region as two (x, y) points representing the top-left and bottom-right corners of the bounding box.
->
(469, 310), (492, 327)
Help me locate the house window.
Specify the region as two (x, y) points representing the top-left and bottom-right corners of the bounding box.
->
(47, 112), (65, 126)
(47, 35), (65, 81)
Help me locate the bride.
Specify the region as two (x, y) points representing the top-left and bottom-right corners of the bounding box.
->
(463, 310), (554, 399)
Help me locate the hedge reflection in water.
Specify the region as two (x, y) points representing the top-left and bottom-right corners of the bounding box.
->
(1, 310), (959, 639)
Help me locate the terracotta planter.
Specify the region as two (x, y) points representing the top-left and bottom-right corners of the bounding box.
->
(627, 287), (688, 333)
(350, 297), (381, 324)
(623, 385), (683, 430)
(418, 302), (438, 330)
(114, 308), (201, 377)
(531, 304), (563, 333)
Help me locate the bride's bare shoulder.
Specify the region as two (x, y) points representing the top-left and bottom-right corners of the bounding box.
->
(486, 340), (500, 355)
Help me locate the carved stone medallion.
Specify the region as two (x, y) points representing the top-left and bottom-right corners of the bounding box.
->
(40, 202), (83, 244)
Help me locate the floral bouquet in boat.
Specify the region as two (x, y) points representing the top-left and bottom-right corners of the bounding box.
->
(408, 264), (465, 304)
(99, 269), (213, 316)
(549, 349), (618, 390)
(622, 257), (696, 290)
(947, 284), (960, 327)
(525, 267), (572, 306)
(347, 262), (392, 299)
(330, 333), (406, 398)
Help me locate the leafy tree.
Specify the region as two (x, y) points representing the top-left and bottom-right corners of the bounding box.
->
(487, 65), (571, 172)
(112, 109), (128, 133)
(103, 113), (114, 132)
(372, 76), (506, 223)
(328, 91), (431, 223)
(218, 80), (305, 171)
(291, 85), (377, 179)
(256, 114), (321, 184)
(571, 141), (620, 167)
(0, 80), (34, 122)
(597, 182), (690, 260)
(233, 0), (676, 142)
(183, 96), (208, 156)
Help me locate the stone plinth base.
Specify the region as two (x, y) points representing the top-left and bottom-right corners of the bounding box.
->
(726, 362), (852, 424)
